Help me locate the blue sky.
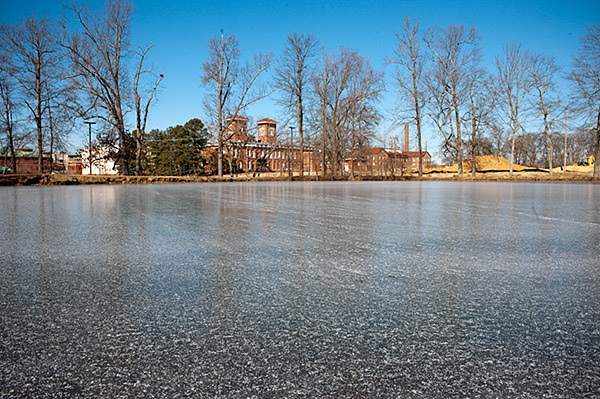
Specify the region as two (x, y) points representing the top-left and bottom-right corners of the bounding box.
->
(2, 0), (599, 160)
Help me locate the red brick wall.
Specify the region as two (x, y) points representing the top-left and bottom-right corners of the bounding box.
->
(0, 157), (52, 174)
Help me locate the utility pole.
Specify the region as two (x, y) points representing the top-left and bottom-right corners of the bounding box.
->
(84, 120), (96, 175)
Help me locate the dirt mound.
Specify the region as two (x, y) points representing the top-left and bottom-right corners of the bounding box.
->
(552, 164), (594, 174)
(439, 155), (537, 173)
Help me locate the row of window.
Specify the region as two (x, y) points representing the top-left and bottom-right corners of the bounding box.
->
(231, 148), (299, 160)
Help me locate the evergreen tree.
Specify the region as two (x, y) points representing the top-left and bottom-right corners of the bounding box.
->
(144, 118), (208, 175)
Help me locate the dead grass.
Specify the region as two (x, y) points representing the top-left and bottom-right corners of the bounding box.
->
(1, 156), (597, 186)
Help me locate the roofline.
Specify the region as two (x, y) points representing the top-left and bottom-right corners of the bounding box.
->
(225, 115), (249, 121)
(256, 118), (279, 124)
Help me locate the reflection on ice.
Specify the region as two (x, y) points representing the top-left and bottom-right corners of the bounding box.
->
(0, 182), (598, 397)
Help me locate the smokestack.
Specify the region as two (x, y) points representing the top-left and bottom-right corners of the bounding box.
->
(404, 124), (409, 153)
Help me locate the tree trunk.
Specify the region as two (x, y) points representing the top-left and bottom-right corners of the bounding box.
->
(320, 104), (327, 176)
(412, 64), (423, 177)
(135, 102), (143, 176)
(454, 105), (463, 178)
(36, 116), (43, 173)
(5, 104), (16, 173)
(544, 111), (553, 176)
(217, 141), (223, 177)
(594, 108), (600, 178)
(48, 100), (54, 173)
(564, 111), (568, 169)
(9, 130), (16, 174)
(117, 114), (130, 176)
(298, 92), (304, 177)
(417, 113), (423, 176)
(2, 90), (16, 173)
(217, 108), (223, 178)
(135, 134), (143, 176)
(36, 68), (43, 174)
(350, 117), (356, 178)
(471, 116), (477, 177)
(470, 92), (477, 177)
(509, 117), (518, 176)
(332, 129), (339, 177)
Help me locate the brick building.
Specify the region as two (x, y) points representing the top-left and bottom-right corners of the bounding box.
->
(344, 126), (431, 175)
(0, 148), (52, 174)
(206, 116), (320, 174)
(400, 124), (432, 169)
(204, 118), (431, 176)
(53, 152), (83, 174)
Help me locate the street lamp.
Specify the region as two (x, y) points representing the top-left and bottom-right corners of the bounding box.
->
(84, 119), (96, 175)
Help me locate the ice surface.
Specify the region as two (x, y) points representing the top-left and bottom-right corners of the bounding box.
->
(0, 181), (599, 397)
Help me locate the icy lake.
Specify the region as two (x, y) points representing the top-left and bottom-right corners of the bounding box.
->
(1, 181), (599, 397)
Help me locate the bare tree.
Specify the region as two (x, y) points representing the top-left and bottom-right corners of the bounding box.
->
(43, 54), (80, 168)
(0, 62), (18, 173)
(514, 132), (541, 166)
(312, 50), (334, 176)
(489, 124), (510, 158)
(569, 24), (600, 178)
(466, 67), (495, 176)
(496, 42), (532, 175)
(569, 126), (596, 164)
(133, 44), (163, 176)
(426, 64), (456, 165)
(202, 32), (271, 177)
(388, 16), (427, 176)
(45, 84), (76, 165)
(425, 24), (482, 177)
(274, 33), (319, 177)
(529, 52), (560, 175)
(313, 48), (383, 177)
(348, 103), (379, 178)
(62, 0), (135, 175)
(2, 17), (60, 173)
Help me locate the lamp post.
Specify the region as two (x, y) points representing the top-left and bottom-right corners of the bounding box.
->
(84, 120), (96, 175)
(289, 126), (295, 177)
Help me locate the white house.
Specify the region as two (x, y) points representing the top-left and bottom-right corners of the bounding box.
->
(81, 146), (118, 175)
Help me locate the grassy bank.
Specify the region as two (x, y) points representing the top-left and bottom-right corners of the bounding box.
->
(0, 173), (407, 186)
(0, 169), (597, 186)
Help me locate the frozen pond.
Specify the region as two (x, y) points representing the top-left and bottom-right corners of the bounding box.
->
(0, 181), (599, 397)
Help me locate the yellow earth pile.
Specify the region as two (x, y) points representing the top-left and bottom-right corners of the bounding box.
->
(552, 164), (594, 174)
(424, 155), (535, 173)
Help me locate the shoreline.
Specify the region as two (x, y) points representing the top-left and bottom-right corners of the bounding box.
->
(1, 171), (597, 186)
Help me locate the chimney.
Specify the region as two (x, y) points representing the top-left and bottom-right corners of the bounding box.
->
(404, 124), (409, 153)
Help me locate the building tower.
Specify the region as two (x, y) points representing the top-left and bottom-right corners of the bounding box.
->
(256, 118), (278, 144)
(226, 115), (249, 142)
